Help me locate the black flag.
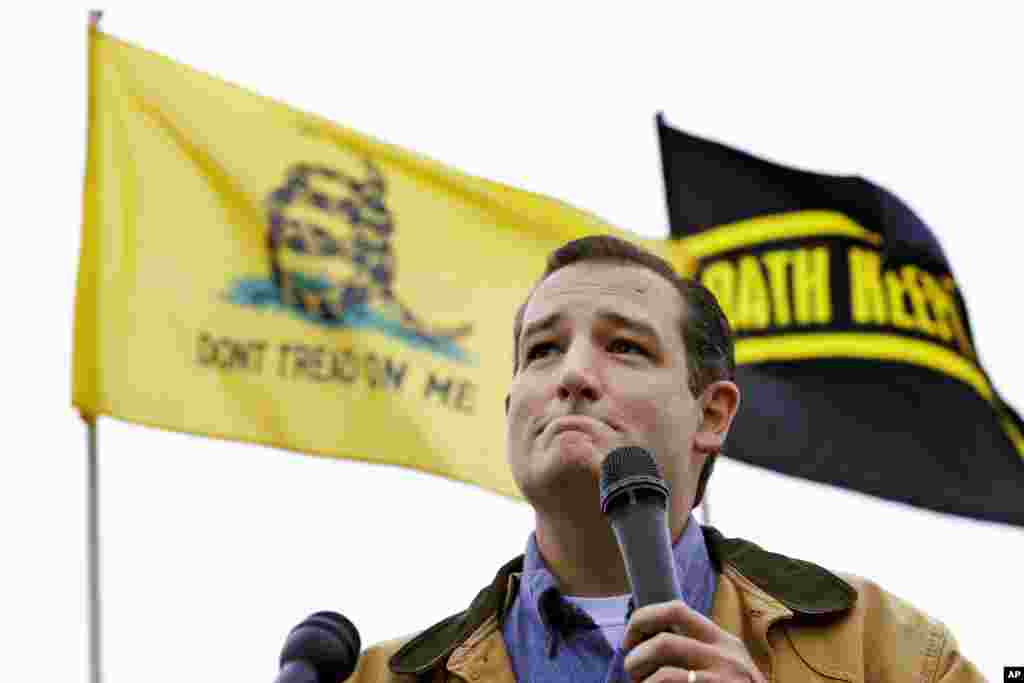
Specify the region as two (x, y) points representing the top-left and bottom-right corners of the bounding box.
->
(657, 114), (1024, 526)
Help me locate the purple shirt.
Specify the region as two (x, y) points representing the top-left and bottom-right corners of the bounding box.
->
(501, 515), (716, 683)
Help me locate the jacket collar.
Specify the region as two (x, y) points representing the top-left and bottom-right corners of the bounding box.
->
(701, 526), (856, 615)
(390, 555), (524, 675)
(389, 525), (856, 675)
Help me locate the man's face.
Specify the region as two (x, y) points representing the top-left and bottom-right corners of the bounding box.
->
(506, 262), (705, 518)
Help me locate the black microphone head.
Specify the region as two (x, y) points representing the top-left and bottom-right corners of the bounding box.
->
(599, 446), (670, 514)
(280, 611), (361, 682)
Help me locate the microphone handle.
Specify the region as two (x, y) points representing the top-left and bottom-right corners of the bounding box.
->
(609, 498), (682, 608)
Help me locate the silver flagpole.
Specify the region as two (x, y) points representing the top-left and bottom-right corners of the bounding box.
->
(86, 13), (105, 683)
(86, 417), (103, 683)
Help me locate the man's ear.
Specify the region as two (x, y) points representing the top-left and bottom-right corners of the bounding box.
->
(505, 393), (510, 414)
(693, 380), (740, 455)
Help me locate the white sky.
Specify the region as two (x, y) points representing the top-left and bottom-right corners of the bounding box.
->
(3, 4), (1022, 682)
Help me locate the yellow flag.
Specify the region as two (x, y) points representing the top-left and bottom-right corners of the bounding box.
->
(73, 27), (695, 498)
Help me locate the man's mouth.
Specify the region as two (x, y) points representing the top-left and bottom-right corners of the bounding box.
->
(543, 415), (618, 439)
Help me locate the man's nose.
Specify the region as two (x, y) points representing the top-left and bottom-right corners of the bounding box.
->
(556, 344), (602, 403)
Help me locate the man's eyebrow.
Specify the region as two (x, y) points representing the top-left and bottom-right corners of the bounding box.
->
(521, 309), (661, 345)
(521, 312), (562, 345)
(597, 310), (660, 340)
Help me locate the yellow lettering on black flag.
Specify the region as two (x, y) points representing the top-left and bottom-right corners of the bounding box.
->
(683, 211), (992, 404)
(658, 115), (1024, 526)
(73, 27), (695, 498)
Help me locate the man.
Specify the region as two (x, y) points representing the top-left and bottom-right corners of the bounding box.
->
(348, 235), (981, 683)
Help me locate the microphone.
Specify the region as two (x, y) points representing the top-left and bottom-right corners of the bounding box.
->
(599, 446), (682, 608)
(274, 611), (361, 683)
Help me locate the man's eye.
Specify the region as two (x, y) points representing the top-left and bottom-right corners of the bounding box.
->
(608, 339), (648, 356)
(525, 342), (559, 363)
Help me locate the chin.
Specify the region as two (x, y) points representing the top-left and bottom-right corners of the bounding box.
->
(523, 444), (603, 501)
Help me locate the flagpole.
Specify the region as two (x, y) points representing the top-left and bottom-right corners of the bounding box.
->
(86, 12), (105, 683)
(86, 416), (103, 683)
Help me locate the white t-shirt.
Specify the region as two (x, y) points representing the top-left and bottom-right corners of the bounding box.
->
(563, 593), (631, 652)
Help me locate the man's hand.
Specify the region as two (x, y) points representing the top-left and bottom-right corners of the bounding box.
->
(622, 600), (766, 683)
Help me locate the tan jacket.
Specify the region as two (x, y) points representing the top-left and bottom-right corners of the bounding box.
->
(346, 527), (982, 683)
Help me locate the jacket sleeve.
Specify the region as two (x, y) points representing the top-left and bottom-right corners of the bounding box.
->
(850, 575), (985, 683)
(929, 622), (985, 683)
(784, 574), (986, 683)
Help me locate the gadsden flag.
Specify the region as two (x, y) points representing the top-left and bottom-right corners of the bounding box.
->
(657, 114), (1024, 526)
(72, 26), (695, 499)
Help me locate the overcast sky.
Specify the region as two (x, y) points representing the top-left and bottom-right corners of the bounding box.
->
(3, 5), (1022, 682)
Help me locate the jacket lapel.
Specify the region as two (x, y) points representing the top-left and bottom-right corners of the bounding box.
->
(389, 556), (523, 676)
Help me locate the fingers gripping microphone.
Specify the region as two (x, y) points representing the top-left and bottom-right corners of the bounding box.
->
(275, 611), (361, 683)
(600, 446), (682, 608)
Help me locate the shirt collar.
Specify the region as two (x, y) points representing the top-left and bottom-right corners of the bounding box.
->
(517, 513), (716, 639)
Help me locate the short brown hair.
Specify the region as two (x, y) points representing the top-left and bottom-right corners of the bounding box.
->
(512, 235), (735, 507)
